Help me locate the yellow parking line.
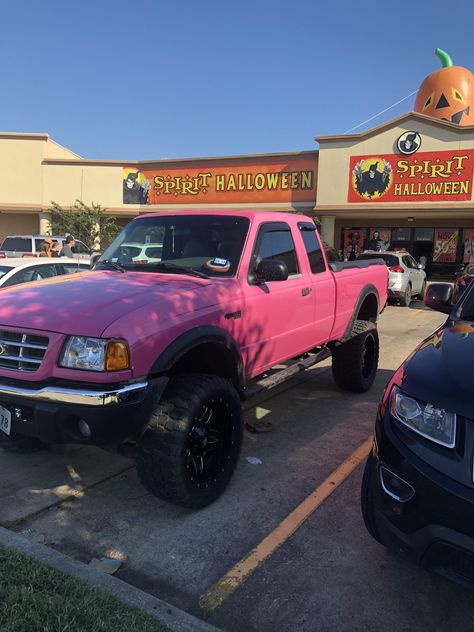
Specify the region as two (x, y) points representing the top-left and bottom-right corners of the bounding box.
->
(198, 436), (373, 614)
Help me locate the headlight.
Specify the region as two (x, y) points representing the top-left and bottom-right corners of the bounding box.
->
(390, 385), (456, 448)
(59, 336), (130, 372)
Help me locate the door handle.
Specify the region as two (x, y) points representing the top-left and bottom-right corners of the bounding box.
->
(301, 287), (312, 296)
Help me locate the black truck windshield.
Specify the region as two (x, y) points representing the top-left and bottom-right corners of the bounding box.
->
(98, 215), (250, 277)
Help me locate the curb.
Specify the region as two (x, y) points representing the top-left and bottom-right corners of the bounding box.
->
(0, 526), (221, 632)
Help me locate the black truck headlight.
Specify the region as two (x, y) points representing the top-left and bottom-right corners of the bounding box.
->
(390, 385), (456, 448)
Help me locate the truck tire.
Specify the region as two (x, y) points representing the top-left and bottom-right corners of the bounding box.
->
(0, 431), (48, 452)
(361, 457), (384, 545)
(332, 320), (379, 393)
(136, 374), (243, 509)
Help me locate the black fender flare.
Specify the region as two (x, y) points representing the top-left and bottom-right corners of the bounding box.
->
(150, 326), (245, 390)
(340, 284), (380, 343)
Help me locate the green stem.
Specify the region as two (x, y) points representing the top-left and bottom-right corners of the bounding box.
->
(435, 48), (453, 68)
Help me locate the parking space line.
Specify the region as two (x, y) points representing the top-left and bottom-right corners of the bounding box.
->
(198, 435), (373, 614)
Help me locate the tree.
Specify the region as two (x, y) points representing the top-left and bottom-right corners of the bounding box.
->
(49, 200), (121, 251)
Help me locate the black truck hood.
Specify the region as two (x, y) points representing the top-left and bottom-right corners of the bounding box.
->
(401, 320), (474, 420)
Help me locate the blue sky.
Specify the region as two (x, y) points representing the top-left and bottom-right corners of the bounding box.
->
(2, 0), (474, 160)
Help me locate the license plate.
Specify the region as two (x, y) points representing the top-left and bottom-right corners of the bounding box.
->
(0, 406), (11, 436)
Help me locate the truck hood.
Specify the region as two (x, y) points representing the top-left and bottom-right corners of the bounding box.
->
(401, 320), (474, 419)
(0, 270), (213, 337)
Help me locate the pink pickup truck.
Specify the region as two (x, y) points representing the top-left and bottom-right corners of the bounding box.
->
(0, 211), (387, 507)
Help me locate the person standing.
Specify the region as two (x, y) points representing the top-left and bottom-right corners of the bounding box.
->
(39, 238), (52, 257)
(60, 236), (75, 258)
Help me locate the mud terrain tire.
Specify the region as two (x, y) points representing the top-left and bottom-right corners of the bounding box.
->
(136, 374), (243, 508)
(332, 320), (379, 393)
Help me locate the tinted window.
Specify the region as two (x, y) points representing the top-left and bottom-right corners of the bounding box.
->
(392, 228), (411, 241)
(3, 264), (58, 287)
(357, 253), (399, 267)
(73, 241), (91, 254)
(61, 263), (90, 274)
(299, 224), (325, 274)
(1, 238), (32, 252)
(403, 256), (415, 269)
(253, 225), (299, 276)
(34, 239), (44, 253)
(0, 266), (13, 279)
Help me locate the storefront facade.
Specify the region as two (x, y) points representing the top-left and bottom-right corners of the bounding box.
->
(316, 112), (474, 277)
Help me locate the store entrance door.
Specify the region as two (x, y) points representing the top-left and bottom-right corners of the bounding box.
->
(413, 241), (433, 277)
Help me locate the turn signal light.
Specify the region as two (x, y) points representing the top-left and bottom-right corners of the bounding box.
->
(105, 340), (130, 371)
(389, 266), (405, 273)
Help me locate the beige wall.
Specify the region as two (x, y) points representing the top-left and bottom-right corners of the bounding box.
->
(0, 137), (45, 205)
(0, 213), (39, 242)
(316, 118), (474, 208)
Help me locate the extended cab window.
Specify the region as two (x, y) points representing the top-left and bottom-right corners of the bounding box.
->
(298, 223), (326, 274)
(252, 223), (299, 276)
(1, 238), (32, 253)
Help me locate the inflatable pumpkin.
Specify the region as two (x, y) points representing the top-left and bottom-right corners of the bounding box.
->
(414, 48), (474, 125)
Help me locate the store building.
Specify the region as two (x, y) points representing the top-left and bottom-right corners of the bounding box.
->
(3, 110), (474, 278)
(316, 111), (474, 277)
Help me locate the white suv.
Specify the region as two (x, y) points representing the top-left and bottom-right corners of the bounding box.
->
(357, 250), (426, 307)
(0, 235), (91, 260)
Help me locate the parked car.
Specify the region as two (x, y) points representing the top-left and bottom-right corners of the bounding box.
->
(119, 242), (163, 263)
(357, 250), (426, 306)
(362, 281), (474, 588)
(0, 211), (387, 508)
(453, 262), (474, 303)
(0, 258), (90, 288)
(0, 235), (92, 260)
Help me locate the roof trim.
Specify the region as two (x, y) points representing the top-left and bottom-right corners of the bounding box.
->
(0, 132), (49, 141)
(314, 111), (474, 144)
(42, 149), (318, 167)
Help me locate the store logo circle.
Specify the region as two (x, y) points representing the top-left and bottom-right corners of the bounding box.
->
(397, 131), (421, 155)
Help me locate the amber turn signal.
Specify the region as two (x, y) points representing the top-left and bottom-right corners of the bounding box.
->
(105, 340), (130, 371)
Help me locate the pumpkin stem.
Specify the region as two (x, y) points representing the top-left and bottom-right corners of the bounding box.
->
(435, 48), (453, 68)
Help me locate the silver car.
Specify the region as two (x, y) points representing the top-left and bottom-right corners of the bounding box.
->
(357, 250), (426, 307)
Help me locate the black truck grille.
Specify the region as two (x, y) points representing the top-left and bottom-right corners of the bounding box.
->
(0, 331), (49, 372)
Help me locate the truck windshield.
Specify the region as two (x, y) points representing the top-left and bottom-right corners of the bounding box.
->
(98, 215), (250, 277)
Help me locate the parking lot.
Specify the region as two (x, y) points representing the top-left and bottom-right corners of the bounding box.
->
(2, 302), (474, 631)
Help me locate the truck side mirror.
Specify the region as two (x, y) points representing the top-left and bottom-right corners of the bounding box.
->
(424, 283), (453, 314)
(253, 259), (288, 284)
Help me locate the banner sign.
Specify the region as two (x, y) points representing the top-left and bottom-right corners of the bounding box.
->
(348, 150), (474, 203)
(433, 229), (459, 263)
(122, 155), (317, 205)
(463, 229), (474, 263)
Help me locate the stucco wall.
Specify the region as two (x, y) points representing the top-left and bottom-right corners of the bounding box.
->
(316, 119), (474, 207)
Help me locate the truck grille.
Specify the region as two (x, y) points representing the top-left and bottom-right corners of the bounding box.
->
(0, 331), (49, 372)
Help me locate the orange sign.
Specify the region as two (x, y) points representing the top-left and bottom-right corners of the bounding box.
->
(123, 155), (318, 205)
(348, 150), (474, 203)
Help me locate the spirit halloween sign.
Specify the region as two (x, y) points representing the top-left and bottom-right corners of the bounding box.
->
(348, 150), (474, 203)
(122, 156), (317, 205)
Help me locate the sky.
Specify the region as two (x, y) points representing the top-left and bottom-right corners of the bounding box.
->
(2, 0), (474, 161)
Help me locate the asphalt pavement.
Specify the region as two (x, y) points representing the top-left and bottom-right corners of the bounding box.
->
(2, 300), (472, 631)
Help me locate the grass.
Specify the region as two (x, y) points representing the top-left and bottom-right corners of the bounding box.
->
(0, 546), (169, 632)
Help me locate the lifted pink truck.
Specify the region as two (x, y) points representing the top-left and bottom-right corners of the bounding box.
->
(0, 211), (387, 507)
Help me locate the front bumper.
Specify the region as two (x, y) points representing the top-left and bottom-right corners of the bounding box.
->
(0, 377), (168, 447)
(368, 409), (474, 587)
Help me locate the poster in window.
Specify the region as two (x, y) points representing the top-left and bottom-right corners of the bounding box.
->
(463, 230), (474, 263)
(367, 229), (391, 251)
(342, 229), (365, 260)
(433, 229), (459, 264)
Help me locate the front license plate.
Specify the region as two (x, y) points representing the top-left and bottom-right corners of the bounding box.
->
(0, 406), (11, 436)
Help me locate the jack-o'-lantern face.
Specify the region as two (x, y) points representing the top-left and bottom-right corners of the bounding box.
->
(414, 49), (474, 125)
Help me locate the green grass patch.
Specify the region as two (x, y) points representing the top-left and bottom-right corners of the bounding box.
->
(0, 546), (169, 632)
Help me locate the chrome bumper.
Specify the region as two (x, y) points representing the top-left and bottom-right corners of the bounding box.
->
(0, 381), (148, 407)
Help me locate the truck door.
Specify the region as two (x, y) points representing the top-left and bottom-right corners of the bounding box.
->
(241, 221), (316, 377)
(297, 222), (337, 344)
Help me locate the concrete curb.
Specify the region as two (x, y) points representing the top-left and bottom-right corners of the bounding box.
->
(0, 526), (220, 632)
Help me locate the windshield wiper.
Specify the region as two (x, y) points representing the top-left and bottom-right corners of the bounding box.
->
(133, 262), (209, 279)
(98, 260), (127, 273)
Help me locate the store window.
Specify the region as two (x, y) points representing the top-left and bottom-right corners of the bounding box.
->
(414, 228), (434, 242)
(391, 227), (411, 242)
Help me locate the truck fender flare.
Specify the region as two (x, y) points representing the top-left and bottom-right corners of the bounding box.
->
(150, 326), (245, 390)
(340, 284), (380, 343)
